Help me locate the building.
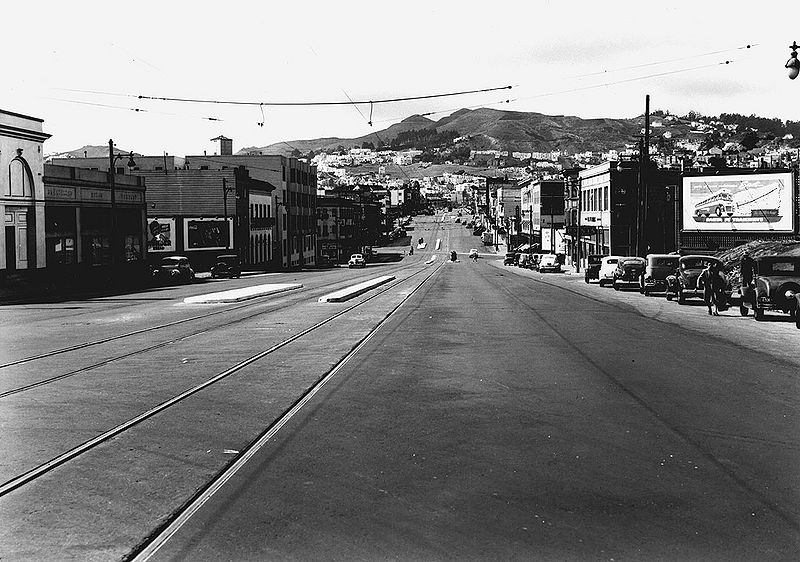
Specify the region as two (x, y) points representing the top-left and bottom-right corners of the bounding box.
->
(42, 164), (148, 282)
(575, 160), (679, 263)
(520, 179), (565, 253)
(184, 143), (317, 269)
(135, 168), (275, 271)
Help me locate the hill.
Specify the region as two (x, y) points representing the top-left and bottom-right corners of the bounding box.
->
(240, 108), (646, 157)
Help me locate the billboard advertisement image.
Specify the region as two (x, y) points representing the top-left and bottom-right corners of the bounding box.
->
(185, 218), (232, 250)
(682, 173), (794, 233)
(147, 218), (176, 252)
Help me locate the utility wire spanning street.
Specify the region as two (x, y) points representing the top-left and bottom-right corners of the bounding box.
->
(1, 214), (798, 561)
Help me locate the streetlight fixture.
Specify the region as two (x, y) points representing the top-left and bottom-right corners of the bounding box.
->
(786, 42), (799, 80)
(107, 139), (136, 271)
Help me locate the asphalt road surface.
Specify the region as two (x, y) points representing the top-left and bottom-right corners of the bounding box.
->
(1, 214), (798, 561)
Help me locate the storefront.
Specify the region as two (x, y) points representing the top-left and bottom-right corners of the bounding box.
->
(43, 164), (148, 283)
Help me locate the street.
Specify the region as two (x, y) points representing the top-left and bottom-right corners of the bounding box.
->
(1, 214), (798, 561)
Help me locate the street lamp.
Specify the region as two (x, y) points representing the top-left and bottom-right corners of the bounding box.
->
(786, 41), (799, 80)
(108, 139), (136, 271)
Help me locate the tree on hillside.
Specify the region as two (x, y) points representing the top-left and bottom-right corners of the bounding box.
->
(740, 130), (759, 151)
(361, 141), (375, 150)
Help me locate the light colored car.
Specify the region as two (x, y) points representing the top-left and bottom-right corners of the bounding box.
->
(348, 253), (366, 268)
(598, 256), (624, 286)
(538, 254), (562, 273)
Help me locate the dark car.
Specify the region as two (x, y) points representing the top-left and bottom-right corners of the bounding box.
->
(210, 254), (241, 279)
(665, 255), (726, 304)
(640, 254), (679, 295)
(584, 254), (606, 283)
(739, 256), (800, 326)
(612, 257), (646, 290)
(152, 256), (194, 284)
(503, 252), (518, 266)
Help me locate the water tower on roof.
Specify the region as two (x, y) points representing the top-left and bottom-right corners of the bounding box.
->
(211, 135), (233, 156)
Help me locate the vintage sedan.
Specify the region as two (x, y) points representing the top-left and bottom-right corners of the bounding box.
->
(538, 254), (562, 273)
(597, 256), (624, 287)
(152, 256), (194, 284)
(640, 254), (680, 295)
(210, 254), (242, 279)
(348, 254), (366, 268)
(739, 256), (800, 326)
(665, 255), (725, 304)
(584, 254), (606, 283)
(612, 257), (646, 290)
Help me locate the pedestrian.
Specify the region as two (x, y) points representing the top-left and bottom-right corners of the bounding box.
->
(699, 261), (725, 316)
(740, 253), (755, 288)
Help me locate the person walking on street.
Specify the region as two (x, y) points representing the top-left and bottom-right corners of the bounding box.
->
(699, 261), (725, 316)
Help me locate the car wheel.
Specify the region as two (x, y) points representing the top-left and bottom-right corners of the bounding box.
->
(598, 279), (605, 287)
(666, 291), (673, 301)
(739, 304), (749, 316)
(613, 279), (620, 291)
(584, 274), (590, 284)
(677, 290), (686, 304)
(753, 303), (764, 321)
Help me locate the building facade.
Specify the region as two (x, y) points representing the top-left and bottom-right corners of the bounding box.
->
(184, 150), (316, 269)
(1, 109), (51, 283)
(135, 168), (275, 271)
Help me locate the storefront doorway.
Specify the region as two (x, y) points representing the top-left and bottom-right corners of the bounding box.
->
(4, 208), (29, 271)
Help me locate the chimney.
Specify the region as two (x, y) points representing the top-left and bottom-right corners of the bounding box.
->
(211, 135), (233, 156)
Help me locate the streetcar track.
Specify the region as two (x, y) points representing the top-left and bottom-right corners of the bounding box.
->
(127, 251), (445, 562)
(474, 264), (800, 533)
(0, 260), (422, 371)
(0, 262), (440, 499)
(0, 262), (435, 399)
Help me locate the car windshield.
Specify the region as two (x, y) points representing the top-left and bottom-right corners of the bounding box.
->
(161, 258), (182, 264)
(652, 257), (678, 267)
(588, 256), (604, 265)
(759, 260), (800, 275)
(604, 259), (618, 265)
(621, 258), (645, 265)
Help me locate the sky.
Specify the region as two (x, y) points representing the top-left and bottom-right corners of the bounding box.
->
(3, 0), (799, 156)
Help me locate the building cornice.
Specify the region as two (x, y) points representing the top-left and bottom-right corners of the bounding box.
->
(0, 123), (52, 143)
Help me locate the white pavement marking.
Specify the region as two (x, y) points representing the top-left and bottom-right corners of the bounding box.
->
(184, 283), (302, 304)
(436, 239), (441, 249)
(318, 276), (396, 303)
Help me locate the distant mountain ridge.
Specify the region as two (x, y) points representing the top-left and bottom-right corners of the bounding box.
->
(239, 108), (648, 157)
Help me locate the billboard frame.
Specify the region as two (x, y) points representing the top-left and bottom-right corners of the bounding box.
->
(680, 171), (796, 234)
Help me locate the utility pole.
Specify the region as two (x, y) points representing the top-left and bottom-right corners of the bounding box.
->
(637, 94), (650, 257)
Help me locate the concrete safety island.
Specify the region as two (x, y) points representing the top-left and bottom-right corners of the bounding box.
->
(184, 283), (303, 304)
(318, 276), (396, 303)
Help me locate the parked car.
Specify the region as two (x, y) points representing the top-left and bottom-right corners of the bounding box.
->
(538, 254), (562, 273)
(612, 257), (646, 290)
(665, 255), (727, 304)
(640, 254), (679, 295)
(152, 256), (194, 283)
(503, 252), (518, 266)
(210, 254), (241, 279)
(584, 254), (606, 283)
(348, 253), (366, 268)
(739, 256), (800, 325)
(597, 256), (624, 287)
(517, 253), (531, 268)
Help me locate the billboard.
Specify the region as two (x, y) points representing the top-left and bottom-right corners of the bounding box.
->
(682, 173), (794, 233)
(147, 218), (176, 252)
(184, 217), (232, 250)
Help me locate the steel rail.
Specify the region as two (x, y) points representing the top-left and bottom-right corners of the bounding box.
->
(0, 260), (418, 371)
(0, 263), (437, 499)
(128, 256), (444, 561)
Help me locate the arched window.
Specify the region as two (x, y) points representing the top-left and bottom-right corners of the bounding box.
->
(8, 152), (34, 197)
